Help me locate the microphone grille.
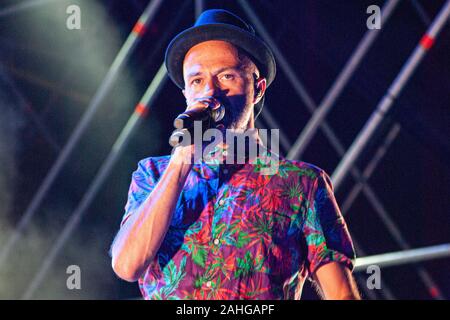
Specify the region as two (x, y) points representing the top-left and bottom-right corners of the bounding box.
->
(211, 104), (225, 122)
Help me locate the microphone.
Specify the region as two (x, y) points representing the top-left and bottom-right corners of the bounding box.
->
(173, 102), (225, 129)
(169, 101), (225, 147)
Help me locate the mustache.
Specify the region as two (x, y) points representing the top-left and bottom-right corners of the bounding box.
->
(216, 95), (249, 128)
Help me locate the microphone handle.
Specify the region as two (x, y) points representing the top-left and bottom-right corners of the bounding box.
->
(168, 128), (190, 147)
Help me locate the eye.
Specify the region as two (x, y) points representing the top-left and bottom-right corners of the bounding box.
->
(191, 78), (202, 86)
(221, 74), (235, 81)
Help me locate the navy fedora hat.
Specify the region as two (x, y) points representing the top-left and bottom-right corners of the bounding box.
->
(164, 9), (276, 90)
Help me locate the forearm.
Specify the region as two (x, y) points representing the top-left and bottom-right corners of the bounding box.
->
(323, 285), (361, 300)
(314, 262), (361, 300)
(322, 277), (360, 300)
(111, 158), (192, 282)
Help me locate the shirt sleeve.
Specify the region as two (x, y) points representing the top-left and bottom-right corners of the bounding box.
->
(302, 169), (356, 276)
(120, 158), (158, 227)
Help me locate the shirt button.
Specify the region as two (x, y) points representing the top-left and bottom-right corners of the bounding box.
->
(218, 199), (225, 206)
(213, 238), (220, 245)
(206, 281), (212, 288)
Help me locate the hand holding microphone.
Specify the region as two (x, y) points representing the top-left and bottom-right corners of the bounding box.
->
(173, 98), (225, 129)
(169, 98), (225, 147)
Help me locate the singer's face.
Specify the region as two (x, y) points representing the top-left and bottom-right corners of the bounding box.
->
(182, 40), (263, 129)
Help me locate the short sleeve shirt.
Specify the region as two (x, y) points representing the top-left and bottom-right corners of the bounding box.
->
(120, 151), (355, 300)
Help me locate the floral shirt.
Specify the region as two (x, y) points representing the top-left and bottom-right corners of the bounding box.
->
(120, 148), (355, 300)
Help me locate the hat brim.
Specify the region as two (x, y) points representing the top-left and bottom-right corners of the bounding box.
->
(165, 23), (276, 89)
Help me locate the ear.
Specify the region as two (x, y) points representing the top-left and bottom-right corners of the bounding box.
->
(253, 77), (267, 105)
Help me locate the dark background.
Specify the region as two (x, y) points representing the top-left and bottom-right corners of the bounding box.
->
(0, 0), (449, 299)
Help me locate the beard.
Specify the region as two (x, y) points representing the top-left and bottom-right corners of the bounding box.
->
(216, 94), (253, 130)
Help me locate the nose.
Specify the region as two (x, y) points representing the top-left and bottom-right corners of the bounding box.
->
(203, 78), (220, 97)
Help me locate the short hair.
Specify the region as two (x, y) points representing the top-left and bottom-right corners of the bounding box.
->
(236, 47), (260, 79)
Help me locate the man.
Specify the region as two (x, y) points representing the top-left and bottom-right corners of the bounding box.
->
(111, 9), (360, 300)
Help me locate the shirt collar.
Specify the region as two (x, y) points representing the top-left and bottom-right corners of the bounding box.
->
(191, 132), (275, 179)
